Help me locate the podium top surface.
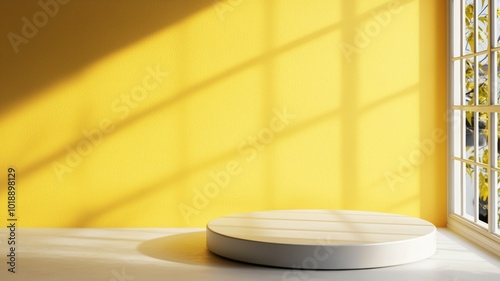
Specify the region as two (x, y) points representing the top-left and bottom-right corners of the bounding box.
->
(207, 209), (436, 246)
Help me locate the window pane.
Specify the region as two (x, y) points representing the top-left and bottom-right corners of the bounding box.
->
(453, 61), (461, 105)
(465, 163), (476, 217)
(495, 171), (500, 231)
(453, 160), (463, 215)
(497, 185), (500, 230)
(496, 51), (500, 104)
(495, 113), (500, 169)
(452, 111), (462, 158)
(477, 0), (489, 52)
(478, 167), (489, 224)
(464, 59), (475, 105)
(465, 111), (476, 161)
(496, 0), (500, 47)
(477, 54), (489, 105)
(478, 112), (489, 164)
(464, 0), (475, 54)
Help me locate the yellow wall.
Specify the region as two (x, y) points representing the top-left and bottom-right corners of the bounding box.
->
(0, 0), (447, 227)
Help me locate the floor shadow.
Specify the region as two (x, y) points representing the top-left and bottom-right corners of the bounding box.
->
(136, 230), (255, 268)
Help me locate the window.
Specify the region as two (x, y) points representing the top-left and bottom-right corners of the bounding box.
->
(448, 0), (500, 255)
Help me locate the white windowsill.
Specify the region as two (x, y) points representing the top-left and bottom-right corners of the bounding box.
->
(447, 214), (500, 259)
(440, 227), (500, 268)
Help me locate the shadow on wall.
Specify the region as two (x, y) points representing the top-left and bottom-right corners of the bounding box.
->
(0, 0), (447, 227)
(0, 0), (213, 110)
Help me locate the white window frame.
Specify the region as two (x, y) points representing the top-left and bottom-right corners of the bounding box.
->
(447, 0), (500, 257)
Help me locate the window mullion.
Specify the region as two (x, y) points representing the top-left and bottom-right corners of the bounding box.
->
(473, 0), (480, 223)
(474, 113), (480, 222)
(488, 0), (498, 233)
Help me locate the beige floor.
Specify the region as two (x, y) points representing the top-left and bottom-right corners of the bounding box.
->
(0, 228), (499, 281)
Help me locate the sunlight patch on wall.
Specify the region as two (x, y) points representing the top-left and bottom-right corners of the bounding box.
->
(0, 0), (446, 227)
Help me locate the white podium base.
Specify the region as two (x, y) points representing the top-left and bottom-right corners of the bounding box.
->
(206, 210), (436, 269)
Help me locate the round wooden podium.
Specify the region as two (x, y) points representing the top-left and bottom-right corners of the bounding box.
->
(206, 210), (436, 269)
